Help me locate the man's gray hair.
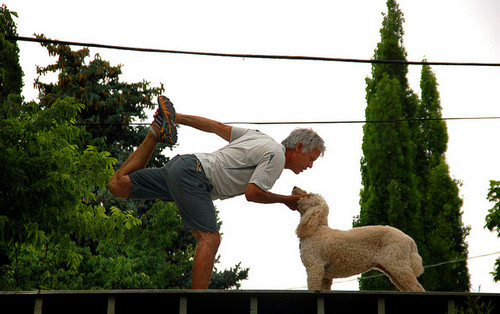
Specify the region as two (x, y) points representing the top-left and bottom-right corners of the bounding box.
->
(281, 128), (326, 156)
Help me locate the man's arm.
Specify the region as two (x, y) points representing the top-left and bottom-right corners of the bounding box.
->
(176, 113), (232, 142)
(244, 183), (306, 211)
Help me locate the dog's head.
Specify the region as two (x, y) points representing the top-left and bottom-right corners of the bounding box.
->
(291, 186), (327, 215)
(292, 187), (329, 239)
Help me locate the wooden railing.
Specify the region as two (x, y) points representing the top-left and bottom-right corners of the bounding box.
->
(1, 289), (498, 314)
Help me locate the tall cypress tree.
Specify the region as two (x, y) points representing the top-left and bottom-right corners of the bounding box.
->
(355, 0), (470, 291)
(486, 180), (500, 282)
(355, 0), (421, 290)
(416, 63), (470, 291)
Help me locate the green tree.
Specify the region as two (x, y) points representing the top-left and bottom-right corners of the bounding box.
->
(355, 0), (421, 290)
(415, 64), (469, 291)
(0, 3), (24, 284)
(8, 201), (194, 290)
(485, 180), (500, 282)
(0, 96), (140, 289)
(0, 4), (23, 103)
(34, 33), (166, 167)
(355, 0), (469, 291)
(33, 38), (248, 289)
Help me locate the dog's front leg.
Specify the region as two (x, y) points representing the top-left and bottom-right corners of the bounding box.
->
(321, 278), (333, 290)
(306, 265), (325, 291)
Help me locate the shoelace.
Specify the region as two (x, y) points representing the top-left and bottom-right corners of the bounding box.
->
(151, 108), (160, 125)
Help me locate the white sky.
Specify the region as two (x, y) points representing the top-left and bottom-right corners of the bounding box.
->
(6, 0), (500, 292)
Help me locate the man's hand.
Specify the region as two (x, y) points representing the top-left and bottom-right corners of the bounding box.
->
(283, 193), (308, 211)
(245, 183), (308, 211)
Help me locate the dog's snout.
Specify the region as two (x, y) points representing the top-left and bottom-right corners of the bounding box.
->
(292, 186), (308, 195)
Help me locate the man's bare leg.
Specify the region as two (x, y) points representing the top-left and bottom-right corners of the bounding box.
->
(108, 131), (159, 198)
(108, 95), (178, 197)
(191, 230), (221, 289)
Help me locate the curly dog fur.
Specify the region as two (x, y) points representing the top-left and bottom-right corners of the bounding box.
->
(293, 187), (425, 292)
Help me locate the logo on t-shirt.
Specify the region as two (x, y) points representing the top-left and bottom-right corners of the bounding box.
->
(268, 154), (275, 164)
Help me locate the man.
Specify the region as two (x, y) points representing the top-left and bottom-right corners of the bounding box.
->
(108, 95), (325, 289)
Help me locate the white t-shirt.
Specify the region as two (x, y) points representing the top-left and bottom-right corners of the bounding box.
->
(195, 127), (286, 200)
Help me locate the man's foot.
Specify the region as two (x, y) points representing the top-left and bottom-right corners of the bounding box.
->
(150, 95), (177, 145)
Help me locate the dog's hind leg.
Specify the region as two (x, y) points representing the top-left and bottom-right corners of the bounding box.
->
(382, 266), (425, 292)
(397, 272), (424, 292)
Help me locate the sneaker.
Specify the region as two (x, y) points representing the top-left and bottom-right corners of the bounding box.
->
(150, 95), (177, 145)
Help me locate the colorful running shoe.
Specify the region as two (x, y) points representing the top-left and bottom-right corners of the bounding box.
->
(150, 95), (177, 145)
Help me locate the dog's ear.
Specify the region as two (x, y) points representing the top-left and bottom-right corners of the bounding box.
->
(296, 206), (323, 239)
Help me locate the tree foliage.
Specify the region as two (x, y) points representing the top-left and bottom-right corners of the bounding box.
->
(485, 180), (500, 282)
(0, 96), (142, 289)
(7, 201), (194, 290)
(355, 0), (469, 291)
(357, 0), (420, 244)
(0, 4), (23, 103)
(34, 33), (167, 167)
(414, 64), (470, 290)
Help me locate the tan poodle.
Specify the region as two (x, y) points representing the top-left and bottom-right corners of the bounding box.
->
(292, 187), (425, 292)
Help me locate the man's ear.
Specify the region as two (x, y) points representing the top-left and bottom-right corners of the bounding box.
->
(295, 142), (303, 152)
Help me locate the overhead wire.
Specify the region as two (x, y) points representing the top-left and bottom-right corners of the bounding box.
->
(7, 35), (500, 67)
(11, 35), (500, 125)
(73, 116), (500, 127)
(223, 116), (500, 125)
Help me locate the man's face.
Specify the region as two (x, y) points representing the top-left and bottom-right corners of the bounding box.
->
(287, 143), (321, 174)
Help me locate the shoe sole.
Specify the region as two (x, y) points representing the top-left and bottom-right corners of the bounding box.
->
(152, 96), (177, 145)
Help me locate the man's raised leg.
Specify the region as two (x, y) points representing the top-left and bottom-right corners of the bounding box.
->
(108, 131), (158, 198)
(108, 95), (177, 198)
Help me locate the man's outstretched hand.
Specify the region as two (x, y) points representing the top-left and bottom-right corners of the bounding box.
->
(284, 193), (308, 211)
(245, 183), (308, 211)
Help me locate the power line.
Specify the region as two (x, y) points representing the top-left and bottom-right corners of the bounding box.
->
(8, 35), (500, 67)
(74, 116), (500, 127)
(224, 116), (500, 125)
(12, 35), (500, 126)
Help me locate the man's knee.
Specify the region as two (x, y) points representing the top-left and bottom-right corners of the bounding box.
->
(210, 232), (221, 249)
(193, 230), (221, 250)
(107, 177), (120, 196)
(108, 175), (131, 198)
(206, 233), (221, 253)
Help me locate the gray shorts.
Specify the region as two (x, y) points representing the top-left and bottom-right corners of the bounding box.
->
(129, 154), (218, 232)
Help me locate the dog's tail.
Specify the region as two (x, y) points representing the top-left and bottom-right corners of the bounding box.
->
(410, 240), (424, 277)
